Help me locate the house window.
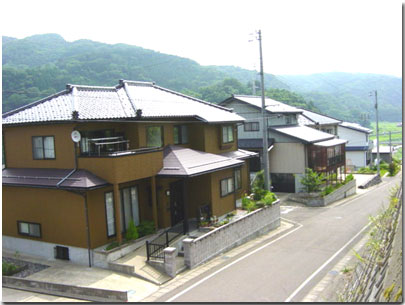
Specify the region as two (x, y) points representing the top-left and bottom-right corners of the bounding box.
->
(285, 116), (292, 125)
(146, 126), (163, 147)
(174, 125), (188, 144)
(220, 177), (234, 197)
(17, 221), (41, 238)
(120, 186), (140, 232)
(234, 168), (242, 190)
(222, 125), (234, 144)
(244, 122), (259, 132)
(32, 136), (55, 159)
(105, 192), (116, 237)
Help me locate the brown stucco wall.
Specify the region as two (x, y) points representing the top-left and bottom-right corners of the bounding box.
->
(210, 168), (236, 217)
(187, 174), (212, 219)
(2, 186), (87, 248)
(78, 150), (163, 184)
(4, 124), (76, 169)
(204, 124), (238, 154)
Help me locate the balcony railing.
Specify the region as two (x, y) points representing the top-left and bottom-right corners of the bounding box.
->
(327, 155), (344, 166)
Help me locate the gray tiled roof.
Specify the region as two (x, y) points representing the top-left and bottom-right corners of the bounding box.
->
(157, 145), (243, 177)
(270, 125), (335, 144)
(230, 95), (303, 114)
(299, 109), (341, 125)
(3, 81), (244, 125)
(339, 122), (372, 133)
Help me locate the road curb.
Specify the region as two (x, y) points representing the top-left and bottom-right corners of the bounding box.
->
(2, 276), (130, 302)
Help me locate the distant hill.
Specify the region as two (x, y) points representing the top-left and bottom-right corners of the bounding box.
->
(2, 34), (289, 112)
(2, 34), (402, 124)
(278, 73), (402, 123)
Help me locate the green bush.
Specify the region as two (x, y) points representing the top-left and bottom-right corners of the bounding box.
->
(300, 168), (324, 193)
(263, 191), (276, 206)
(345, 174), (354, 182)
(252, 186), (267, 201)
(105, 241), (120, 251)
(125, 220), (139, 241)
(242, 195), (257, 212)
(252, 170), (265, 190)
(137, 220), (156, 237)
(388, 162), (400, 176)
(2, 261), (19, 276)
(321, 185), (334, 196)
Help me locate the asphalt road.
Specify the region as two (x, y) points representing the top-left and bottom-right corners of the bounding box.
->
(158, 174), (401, 302)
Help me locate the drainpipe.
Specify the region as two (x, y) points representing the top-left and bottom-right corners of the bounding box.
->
(83, 192), (92, 267)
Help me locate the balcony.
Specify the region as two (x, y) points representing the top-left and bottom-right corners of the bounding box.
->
(78, 146), (163, 184)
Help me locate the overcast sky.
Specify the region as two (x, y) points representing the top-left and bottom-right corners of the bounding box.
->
(1, 0), (402, 77)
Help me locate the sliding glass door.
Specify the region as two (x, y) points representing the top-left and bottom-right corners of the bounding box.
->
(120, 186), (140, 232)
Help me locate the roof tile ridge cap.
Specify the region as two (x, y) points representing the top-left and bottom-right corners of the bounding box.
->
(69, 84), (117, 91)
(121, 82), (138, 115)
(119, 80), (155, 87)
(114, 86), (133, 117)
(153, 84), (235, 113)
(2, 89), (70, 118)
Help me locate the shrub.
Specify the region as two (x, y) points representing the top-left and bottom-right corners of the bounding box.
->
(263, 191), (276, 206)
(137, 220), (156, 237)
(321, 185), (334, 196)
(252, 170), (265, 190)
(242, 195), (257, 212)
(388, 162), (400, 176)
(345, 174), (354, 183)
(252, 186), (267, 201)
(105, 241), (120, 251)
(300, 168), (324, 193)
(2, 261), (19, 276)
(125, 220), (139, 241)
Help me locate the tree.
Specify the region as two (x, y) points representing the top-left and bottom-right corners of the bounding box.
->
(300, 168), (324, 193)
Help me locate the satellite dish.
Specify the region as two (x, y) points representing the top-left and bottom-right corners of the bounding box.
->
(71, 130), (81, 143)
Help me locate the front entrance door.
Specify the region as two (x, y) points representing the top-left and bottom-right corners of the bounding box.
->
(170, 180), (184, 226)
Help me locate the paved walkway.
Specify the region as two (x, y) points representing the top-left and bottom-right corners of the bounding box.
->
(2, 250), (159, 302)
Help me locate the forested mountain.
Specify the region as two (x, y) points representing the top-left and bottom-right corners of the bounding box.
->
(2, 34), (402, 125)
(278, 73), (402, 124)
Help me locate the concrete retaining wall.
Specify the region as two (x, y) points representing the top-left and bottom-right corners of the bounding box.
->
(183, 200), (280, 269)
(289, 179), (356, 207)
(3, 276), (129, 302)
(93, 230), (164, 268)
(358, 174), (382, 189)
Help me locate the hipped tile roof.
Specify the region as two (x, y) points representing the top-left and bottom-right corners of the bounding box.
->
(157, 146), (244, 177)
(3, 80), (244, 125)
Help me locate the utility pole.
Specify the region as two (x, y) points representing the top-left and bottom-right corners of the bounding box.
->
(258, 30), (270, 191)
(371, 90), (380, 176)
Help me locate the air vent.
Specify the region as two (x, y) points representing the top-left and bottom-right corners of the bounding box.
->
(54, 246), (69, 260)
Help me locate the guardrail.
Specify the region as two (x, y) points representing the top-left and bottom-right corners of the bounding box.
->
(146, 222), (184, 261)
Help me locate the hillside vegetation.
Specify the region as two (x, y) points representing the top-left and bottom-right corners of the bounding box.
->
(2, 34), (402, 125)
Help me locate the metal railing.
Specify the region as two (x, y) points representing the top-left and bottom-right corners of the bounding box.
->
(146, 222), (184, 261)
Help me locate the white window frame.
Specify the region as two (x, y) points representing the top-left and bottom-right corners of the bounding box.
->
(221, 177), (235, 197)
(222, 125), (234, 144)
(32, 136), (55, 159)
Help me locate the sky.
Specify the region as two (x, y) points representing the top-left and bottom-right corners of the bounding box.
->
(1, 0), (402, 77)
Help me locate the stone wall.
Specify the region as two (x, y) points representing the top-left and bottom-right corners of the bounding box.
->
(358, 174), (382, 189)
(289, 179), (356, 207)
(183, 200), (280, 269)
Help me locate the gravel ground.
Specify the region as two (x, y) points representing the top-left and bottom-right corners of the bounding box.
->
(3, 257), (49, 278)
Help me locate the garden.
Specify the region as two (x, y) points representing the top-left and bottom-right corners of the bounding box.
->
(355, 157), (401, 177)
(299, 168), (354, 197)
(199, 170), (277, 229)
(105, 220), (156, 251)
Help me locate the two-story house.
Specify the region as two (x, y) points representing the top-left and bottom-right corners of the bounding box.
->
(297, 109), (342, 135)
(2, 80), (257, 266)
(220, 95), (347, 193)
(337, 122), (373, 171)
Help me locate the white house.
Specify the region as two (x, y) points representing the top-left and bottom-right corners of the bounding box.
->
(220, 95), (347, 193)
(337, 122), (373, 171)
